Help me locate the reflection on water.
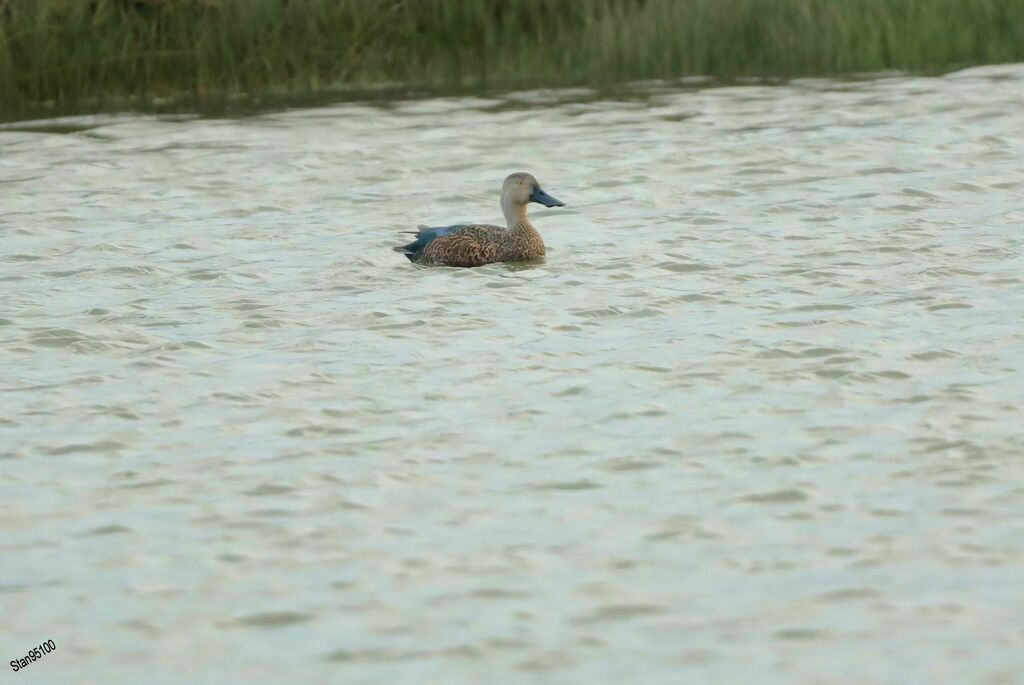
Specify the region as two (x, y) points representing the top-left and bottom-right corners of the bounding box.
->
(2, 65), (1023, 684)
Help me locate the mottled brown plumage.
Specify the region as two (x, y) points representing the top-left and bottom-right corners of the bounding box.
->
(415, 223), (544, 267)
(394, 172), (564, 267)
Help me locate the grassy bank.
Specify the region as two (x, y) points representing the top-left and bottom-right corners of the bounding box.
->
(2, 0), (1023, 121)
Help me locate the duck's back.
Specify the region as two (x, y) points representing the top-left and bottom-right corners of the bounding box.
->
(394, 223), (543, 267)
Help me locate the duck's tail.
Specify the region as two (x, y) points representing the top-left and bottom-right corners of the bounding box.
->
(392, 243), (418, 261)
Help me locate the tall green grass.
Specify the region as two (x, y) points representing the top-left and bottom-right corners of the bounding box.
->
(2, 0), (1023, 121)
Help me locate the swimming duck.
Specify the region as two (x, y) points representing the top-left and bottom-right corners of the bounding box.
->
(394, 172), (565, 267)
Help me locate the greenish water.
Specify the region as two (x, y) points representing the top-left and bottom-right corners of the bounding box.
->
(3, 0), (1024, 121)
(2, 66), (1023, 683)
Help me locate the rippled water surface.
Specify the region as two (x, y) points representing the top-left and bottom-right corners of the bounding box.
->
(3, 65), (1024, 684)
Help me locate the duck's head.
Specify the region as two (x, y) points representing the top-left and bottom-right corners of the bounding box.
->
(501, 172), (565, 217)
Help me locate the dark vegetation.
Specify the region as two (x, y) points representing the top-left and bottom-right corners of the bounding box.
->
(2, 0), (1023, 120)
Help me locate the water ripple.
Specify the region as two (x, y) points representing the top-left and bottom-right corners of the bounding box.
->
(2, 64), (1024, 685)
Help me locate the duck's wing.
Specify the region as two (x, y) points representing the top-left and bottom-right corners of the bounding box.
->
(393, 224), (467, 251)
(393, 224), (504, 265)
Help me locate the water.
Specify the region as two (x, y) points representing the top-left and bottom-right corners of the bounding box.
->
(2, 65), (1023, 684)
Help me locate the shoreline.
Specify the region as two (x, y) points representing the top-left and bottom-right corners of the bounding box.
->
(3, 0), (1022, 122)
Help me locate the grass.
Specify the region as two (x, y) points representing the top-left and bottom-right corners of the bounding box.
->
(2, 0), (1023, 121)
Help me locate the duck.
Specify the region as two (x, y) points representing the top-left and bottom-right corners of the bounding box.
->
(394, 172), (565, 267)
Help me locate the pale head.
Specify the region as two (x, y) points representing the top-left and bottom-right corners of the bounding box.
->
(500, 172), (565, 226)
